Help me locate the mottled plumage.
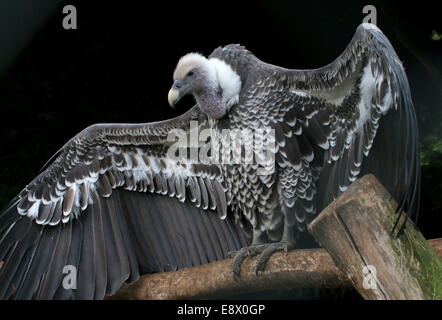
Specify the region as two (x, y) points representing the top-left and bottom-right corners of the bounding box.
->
(0, 23), (419, 299)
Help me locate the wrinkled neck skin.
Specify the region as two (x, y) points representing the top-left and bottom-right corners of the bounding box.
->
(194, 85), (225, 120)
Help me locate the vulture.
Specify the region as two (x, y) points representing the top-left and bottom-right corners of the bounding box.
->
(0, 23), (419, 299)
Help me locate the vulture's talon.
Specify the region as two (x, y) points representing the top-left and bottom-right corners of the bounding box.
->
(227, 251), (237, 259)
(230, 243), (293, 279)
(254, 242), (293, 275)
(247, 244), (267, 256)
(230, 244), (266, 280)
(231, 247), (251, 281)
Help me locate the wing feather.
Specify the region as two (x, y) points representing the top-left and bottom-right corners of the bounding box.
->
(256, 23), (419, 231)
(0, 105), (250, 299)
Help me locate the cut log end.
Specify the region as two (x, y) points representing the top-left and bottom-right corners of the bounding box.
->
(308, 174), (442, 300)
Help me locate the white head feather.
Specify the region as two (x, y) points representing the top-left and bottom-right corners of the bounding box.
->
(174, 53), (242, 108)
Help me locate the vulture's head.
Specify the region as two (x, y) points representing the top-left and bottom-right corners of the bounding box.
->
(168, 53), (241, 119)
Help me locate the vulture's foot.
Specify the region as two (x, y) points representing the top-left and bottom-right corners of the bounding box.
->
(229, 244), (265, 281)
(229, 242), (293, 280)
(253, 241), (294, 274)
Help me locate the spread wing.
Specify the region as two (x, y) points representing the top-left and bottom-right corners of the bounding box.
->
(0, 105), (248, 299)
(248, 23), (419, 231)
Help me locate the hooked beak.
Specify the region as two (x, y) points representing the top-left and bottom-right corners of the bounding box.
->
(168, 89), (181, 108)
(168, 80), (185, 108)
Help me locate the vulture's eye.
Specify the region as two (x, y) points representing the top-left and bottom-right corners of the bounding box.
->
(187, 71), (194, 77)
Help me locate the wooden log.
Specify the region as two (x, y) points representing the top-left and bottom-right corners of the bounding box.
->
(107, 239), (442, 300)
(308, 174), (442, 300)
(106, 247), (350, 299)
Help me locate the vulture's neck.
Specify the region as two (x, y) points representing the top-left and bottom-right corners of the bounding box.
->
(195, 88), (225, 119)
(196, 58), (242, 119)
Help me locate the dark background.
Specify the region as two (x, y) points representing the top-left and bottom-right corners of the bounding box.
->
(0, 0), (441, 298)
